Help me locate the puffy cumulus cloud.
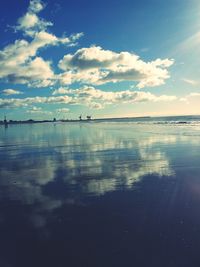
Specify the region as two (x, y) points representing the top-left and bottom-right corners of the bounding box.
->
(52, 87), (69, 95)
(58, 46), (174, 88)
(4, 57), (55, 87)
(58, 46), (120, 70)
(15, 0), (52, 36)
(0, 0), (83, 88)
(0, 29), (84, 86)
(1, 89), (23, 95)
(0, 31), (80, 87)
(57, 69), (101, 86)
(1, 30), (73, 69)
(14, 0), (83, 42)
(17, 13), (40, 31)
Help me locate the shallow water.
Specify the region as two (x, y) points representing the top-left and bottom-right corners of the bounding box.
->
(1, 122), (200, 267)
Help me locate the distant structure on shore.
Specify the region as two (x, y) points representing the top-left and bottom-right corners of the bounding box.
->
(0, 117), (55, 125)
(4, 116), (8, 125)
(0, 115), (94, 126)
(79, 115), (92, 121)
(0, 115), (155, 126)
(3, 116), (8, 128)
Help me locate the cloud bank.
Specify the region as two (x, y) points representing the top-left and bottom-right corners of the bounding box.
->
(0, 86), (176, 109)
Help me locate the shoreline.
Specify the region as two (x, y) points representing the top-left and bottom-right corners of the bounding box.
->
(0, 116), (151, 125)
(1, 114), (200, 125)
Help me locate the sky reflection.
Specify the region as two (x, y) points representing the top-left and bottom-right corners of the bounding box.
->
(0, 123), (178, 228)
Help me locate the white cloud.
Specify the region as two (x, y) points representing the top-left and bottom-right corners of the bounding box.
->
(5, 57), (55, 87)
(0, 86), (177, 109)
(179, 92), (200, 101)
(1, 89), (23, 95)
(29, 0), (45, 13)
(0, 95), (72, 109)
(52, 87), (69, 95)
(18, 13), (40, 31)
(0, 0), (83, 88)
(0, 30), (82, 87)
(178, 92), (200, 106)
(26, 106), (52, 115)
(0, 0), (174, 98)
(15, 0), (52, 36)
(56, 108), (70, 113)
(13, 0), (83, 44)
(58, 46), (120, 70)
(179, 97), (188, 103)
(31, 106), (42, 111)
(66, 86), (177, 106)
(58, 46), (174, 88)
(189, 93), (200, 97)
(182, 78), (198, 86)
(89, 102), (103, 109)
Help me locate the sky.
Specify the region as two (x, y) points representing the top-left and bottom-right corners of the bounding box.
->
(0, 0), (200, 120)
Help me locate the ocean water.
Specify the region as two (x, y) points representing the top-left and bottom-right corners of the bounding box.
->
(96, 115), (200, 125)
(1, 117), (200, 267)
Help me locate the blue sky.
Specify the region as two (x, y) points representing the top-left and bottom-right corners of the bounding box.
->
(0, 0), (200, 120)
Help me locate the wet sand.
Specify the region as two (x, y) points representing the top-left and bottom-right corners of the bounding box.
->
(1, 122), (200, 267)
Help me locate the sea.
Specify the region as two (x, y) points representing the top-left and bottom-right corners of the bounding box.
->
(1, 115), (200, 267)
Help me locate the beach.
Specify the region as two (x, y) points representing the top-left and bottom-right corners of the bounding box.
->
(1, 119), (200, 266)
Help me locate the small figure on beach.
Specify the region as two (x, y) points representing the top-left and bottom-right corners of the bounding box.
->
(4, 116), (8, 125)
(87, 116), (92, 121)
(4, 116), (8, 128)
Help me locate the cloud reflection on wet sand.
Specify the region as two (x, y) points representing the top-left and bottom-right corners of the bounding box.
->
(0, 123), (177, 227)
